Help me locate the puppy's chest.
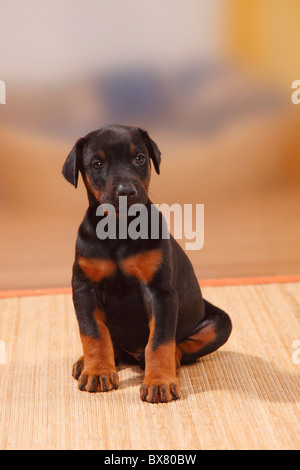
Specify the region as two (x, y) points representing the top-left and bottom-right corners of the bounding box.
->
(77, 248), (163, 285)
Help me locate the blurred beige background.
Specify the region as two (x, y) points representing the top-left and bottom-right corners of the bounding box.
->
(0, 0), (300, 290)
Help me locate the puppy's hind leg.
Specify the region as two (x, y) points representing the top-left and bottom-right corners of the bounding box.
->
(176, 300), (232, 364)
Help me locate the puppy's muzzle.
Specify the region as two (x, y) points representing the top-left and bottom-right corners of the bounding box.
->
(115, 183), (137, 200)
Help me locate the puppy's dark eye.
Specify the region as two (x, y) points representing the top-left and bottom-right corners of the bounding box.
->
(135, 154), (145, 164)
(93, 161), (101, 169)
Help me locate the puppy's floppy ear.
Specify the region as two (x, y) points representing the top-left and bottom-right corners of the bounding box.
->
(62, 137), (86, 188)
(138, 128), (161, 175)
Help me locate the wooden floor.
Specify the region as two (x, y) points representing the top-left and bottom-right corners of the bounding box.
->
(0, 281), (299, 450)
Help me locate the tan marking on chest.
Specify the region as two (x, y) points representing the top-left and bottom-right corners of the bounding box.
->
(78, 256), (116, 282)
(121, 249), (163, 283)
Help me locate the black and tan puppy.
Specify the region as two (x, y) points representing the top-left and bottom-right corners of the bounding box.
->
(62, 124), (232, 403)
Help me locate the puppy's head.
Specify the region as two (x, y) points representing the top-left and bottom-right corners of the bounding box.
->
(62, 125), (161, 207)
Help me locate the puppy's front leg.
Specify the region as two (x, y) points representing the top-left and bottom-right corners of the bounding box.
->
(72, 273), (119, 393)
(140, 286), (180, 403)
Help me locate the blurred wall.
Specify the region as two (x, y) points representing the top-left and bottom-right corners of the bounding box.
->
(0, 0), (221, 85)
(226, 0), (300, 85)
(225, 0), (300, 180)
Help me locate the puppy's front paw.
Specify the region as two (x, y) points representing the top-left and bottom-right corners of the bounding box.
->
(78, 369), (119, 393)
(140, 380), (180, 403)
(72, 356), (84, 380)
(72, 357), (119, 392)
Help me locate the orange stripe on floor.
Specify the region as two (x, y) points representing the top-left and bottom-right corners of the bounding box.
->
(0, 275), (299, 298)
(0, 286), (72, 299)
(199, 275), (300, 287)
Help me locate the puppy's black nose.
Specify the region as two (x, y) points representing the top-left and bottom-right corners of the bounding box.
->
(116, 183), (137, 198)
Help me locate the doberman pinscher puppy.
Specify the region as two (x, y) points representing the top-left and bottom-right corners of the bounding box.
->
(62, 124), (232, 403)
